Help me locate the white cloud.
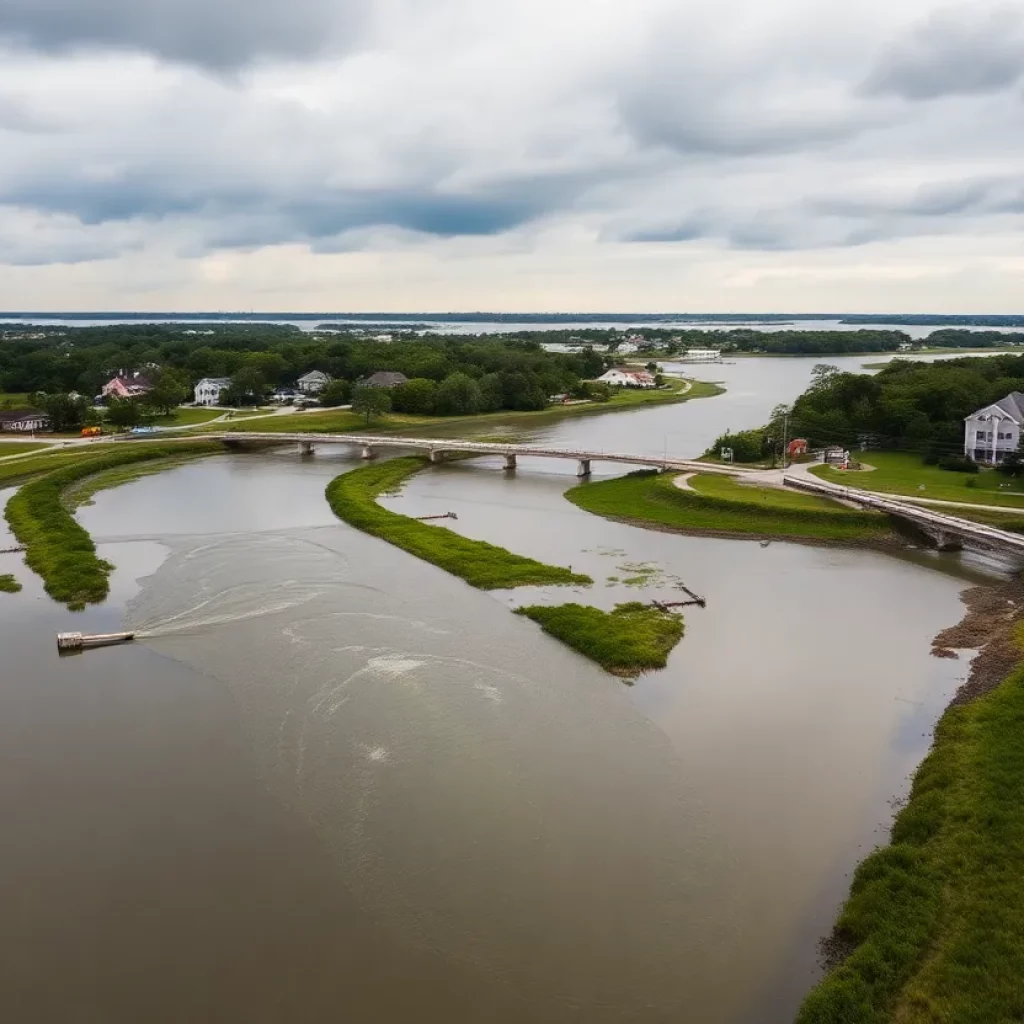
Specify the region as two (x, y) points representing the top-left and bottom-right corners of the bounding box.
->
(0, 0), (1023, 310)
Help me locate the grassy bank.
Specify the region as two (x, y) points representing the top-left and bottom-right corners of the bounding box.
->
(0, 573), (21, 593)
(0, 442), (51, 457)
(798, 606), (1024, 1023)
(811, 451), (1024, 509)
(567, 470), (893, 544)
(325, 457), (591, 589)
(206, 378), (722, 437)
(515, 601), (683, 678)
(4, 442), (220, 609)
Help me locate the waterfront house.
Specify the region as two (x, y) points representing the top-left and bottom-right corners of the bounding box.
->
(0, 408), (51, 433)
(616, 341), (640, 355)
(680, 348), (722, 363)
(361, 371), (409, 388)
(964, 392), (1024, 464)
(297, 370), (331, 394)
(101, 371), (153, 400)
(596, 369), (656, 389)
(194, 377), (232, 406)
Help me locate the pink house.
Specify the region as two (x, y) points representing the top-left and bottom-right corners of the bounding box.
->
(102, 371), (153, 400)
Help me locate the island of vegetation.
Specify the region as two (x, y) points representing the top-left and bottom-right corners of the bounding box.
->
(566, 469), (893, 545)
(515, 601), (684, 679)
(4, 441), (221, 609)
(325, 457), (591, 589)
(0, 573), (21, 593)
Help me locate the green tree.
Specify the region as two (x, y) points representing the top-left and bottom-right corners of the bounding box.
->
(392, 378), (438, 414)
(30, 392), (89, 432)
(435, 372), (484, 415)
(999, 435), (1024, 476)
(223, 367), (268, 407)
(351, 385), (392, 425)
(319, 379), (352, 408)
(144, 371), (189, 416)
(105, 397), (143, 430)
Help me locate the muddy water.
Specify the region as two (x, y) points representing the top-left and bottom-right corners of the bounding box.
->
(0, 361), (995, 1022)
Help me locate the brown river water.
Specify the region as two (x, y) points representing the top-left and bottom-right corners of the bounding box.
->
(0, 355), (1003, 1022)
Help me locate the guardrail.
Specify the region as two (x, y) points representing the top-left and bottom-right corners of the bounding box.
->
(785, 473), (1024, 553)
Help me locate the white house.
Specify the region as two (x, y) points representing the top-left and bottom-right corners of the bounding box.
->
(0, 408), (51, 433)
(194, 377), (231, 406)
(680, 348), (722, 363)
(597, 369), (657, 389)
(615, 341), (640, 355)
(964, 392), (1024, 463)
(297, 370), (331, 394)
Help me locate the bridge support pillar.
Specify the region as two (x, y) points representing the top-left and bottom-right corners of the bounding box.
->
(504, 453), (517, 471)
(931, 530), (964, 552)
(361, 445), (377, 460)
(577, 459), (591, 478)
(429, 449), (444, 464)
(299, 441), (314, 456)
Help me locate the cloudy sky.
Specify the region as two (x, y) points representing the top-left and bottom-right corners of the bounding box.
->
(1, 0), (1023, 312)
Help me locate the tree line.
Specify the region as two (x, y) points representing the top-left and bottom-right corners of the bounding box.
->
(0, 324), (609, 422)
(708, 354), (1024, 463)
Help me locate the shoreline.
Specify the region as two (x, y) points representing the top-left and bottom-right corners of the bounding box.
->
(798, 572), (1024, 1020)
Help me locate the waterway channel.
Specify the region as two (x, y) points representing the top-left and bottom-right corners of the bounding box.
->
(0, 355), (1001, 1022)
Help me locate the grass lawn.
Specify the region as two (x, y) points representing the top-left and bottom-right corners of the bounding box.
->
(0, 393), (29, 406)
(150, 407), (225, 426)
(689, 473), (856, 511)
(325, 457), (591, 589)
(0, 442), (52, 457)
(798, 623), (1024, 1023)
(198, 378), (723, 437)
(515, 601), (684, 679)
(567, 470), (892, 544)
(811, 451), (1024, 508)
(0, 573), (21, 593)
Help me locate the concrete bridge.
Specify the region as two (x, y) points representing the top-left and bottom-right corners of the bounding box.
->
(176, 431), (760, 479)
(113, 431), (1024, 556)
(784, 473), (1024, 555)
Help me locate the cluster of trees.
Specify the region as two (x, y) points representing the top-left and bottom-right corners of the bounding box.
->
(0, 325), (607, 419)
(770, 355), (1024, 454)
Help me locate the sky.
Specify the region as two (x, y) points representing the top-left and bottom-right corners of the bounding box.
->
(1, 0), (1023, 313)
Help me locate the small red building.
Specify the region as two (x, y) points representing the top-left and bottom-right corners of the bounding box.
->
(788, 438), (808, 458)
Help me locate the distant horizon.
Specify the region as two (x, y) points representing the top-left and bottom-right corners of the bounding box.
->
(3, 311), (1024, 322)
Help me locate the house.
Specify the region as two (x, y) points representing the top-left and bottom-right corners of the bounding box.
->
(787, 438), (809, 459)
(964, 392), (1024, 464)
(102, 371), (153, 400)
(361, 371), (409, 388)
(616, 341), (640, 355)
(297, 370), (331, 394)
(680, 348), (722, 363)
(898, 341), (914, 352)
(194, 377), (232, 406)
(0, 408), (51, 433)
(596, 369), (657, 389)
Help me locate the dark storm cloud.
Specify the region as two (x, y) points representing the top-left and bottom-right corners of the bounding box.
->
(864, 6), (1024, 99)
(0, 0), (361, 69)
(0, 168), (584, 247)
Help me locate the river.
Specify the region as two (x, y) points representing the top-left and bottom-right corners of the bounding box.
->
(0, 356), (995, 1022)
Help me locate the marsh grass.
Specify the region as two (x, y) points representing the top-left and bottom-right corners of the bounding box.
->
(4, 442), (220, 609)
(515, 601), (684, 678)
(798, 626), (1024, 1023)
(325, 457), (591, 589)
(0, 574), (21, 593)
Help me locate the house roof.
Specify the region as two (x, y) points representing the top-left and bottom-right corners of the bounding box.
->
(0, 408), (48, 424)
(969, 392), (1024, 422)
(298, 370), (330, 382)
(362, 371), (408, 387)
(197, 377), (232, 387)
